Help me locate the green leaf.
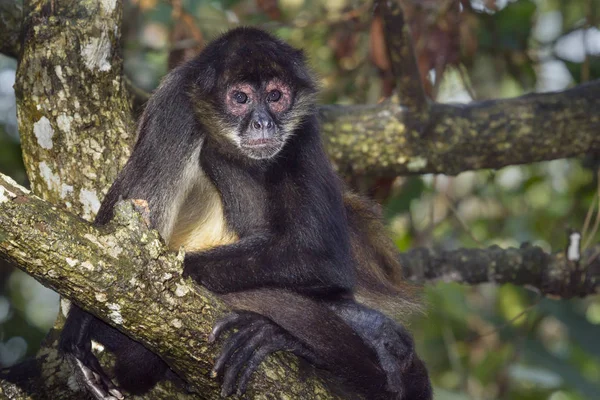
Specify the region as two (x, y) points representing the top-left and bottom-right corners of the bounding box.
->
(383, 177), (425, 221)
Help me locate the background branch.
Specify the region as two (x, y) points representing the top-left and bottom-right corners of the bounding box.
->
(320, 80), (600, 177)
(123, 77), (600, 179)
(400, 245), (600, 298)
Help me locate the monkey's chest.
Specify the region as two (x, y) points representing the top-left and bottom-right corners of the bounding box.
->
(168, 174), (238, 252)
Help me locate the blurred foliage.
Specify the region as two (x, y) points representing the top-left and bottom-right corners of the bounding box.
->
(1, 0), (600, 399)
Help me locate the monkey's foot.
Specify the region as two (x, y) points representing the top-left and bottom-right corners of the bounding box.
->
(69, 356), (124, 400)
(209, 311), (316, 397)
(329, 302), (417, 398)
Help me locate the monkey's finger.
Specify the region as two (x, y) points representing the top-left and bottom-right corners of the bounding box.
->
(91, 368), (123, 399)
(210, 312), (259, 343)
(209, 312), (240, 343)
(234, 350), (267, 396)
(234, 332), (311, 396)
(212, 323), (263, 378)
(108, 388), (125, 400)
(233, 338), (283, 395)
(75, 358), (113, 400)
(81, 352), (124, 399)
(220, 324), (280, 396)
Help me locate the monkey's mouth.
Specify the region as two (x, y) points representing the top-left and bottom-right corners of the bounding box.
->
(244, 138), (273, 147)
(240, 138), (283, 159)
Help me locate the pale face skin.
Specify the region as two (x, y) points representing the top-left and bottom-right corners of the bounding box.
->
(223, 79), (295, 160)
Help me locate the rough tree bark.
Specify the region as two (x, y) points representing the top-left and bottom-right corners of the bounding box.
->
(320, 82), (600, 177)
(1, 0), (599, 399)
(15, 0), (134, 218)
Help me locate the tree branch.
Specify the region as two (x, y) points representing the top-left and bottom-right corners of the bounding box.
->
(400, 244), (600, 297)
(123, 77), (600, 180)
(0, 173), (345, 400)
(319, 80), (600, 177)
(8, 2), (139, 395)
(0, 0), (22, 58)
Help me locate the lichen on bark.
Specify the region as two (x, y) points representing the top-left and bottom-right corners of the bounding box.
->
(15, 0), (134, 221)
(319, 81), (600, 177)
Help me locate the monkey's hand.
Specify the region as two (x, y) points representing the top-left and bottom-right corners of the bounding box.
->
(209, 311), (317, 397)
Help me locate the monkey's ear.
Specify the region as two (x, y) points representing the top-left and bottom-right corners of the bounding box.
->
(291, 50), (316, 91)
(195, 64), (217, 94)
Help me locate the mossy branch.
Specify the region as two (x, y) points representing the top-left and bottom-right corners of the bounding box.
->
(320, 80), (600, 177)
(15, 0), (134, 219)
(3, 169), (599, 399)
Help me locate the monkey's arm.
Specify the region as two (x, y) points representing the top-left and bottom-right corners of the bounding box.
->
(183, 233), (354, 295)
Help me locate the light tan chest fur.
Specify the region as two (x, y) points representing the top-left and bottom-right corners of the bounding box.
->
(168, 171), (238, 252)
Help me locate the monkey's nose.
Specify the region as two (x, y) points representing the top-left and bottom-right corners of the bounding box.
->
(251, 116), (273, 130)
(249, 112), (276, 139)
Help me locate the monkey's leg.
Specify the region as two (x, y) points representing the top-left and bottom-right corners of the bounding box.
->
(213, 290), (390, 398)
(328, 301), (432, 400)
(59, 306), (124, 400)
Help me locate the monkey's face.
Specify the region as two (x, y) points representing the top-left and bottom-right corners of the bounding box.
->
(221, 78), (299, 160)
(190, 28), (317, 160)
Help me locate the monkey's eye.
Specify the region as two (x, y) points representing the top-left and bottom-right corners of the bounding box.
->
(233, 91), (248, 104)
(267, 90), (281, 103)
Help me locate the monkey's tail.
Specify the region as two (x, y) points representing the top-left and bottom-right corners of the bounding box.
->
(343, 191), (422, 319)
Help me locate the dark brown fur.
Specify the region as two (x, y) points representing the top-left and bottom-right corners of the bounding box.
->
(59, 27), (431, 400)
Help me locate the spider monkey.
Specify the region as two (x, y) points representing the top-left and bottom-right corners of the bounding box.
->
(59, 28), (432, 400)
